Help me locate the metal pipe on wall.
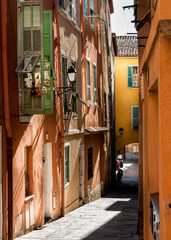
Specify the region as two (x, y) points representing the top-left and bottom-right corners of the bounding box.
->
(1, 0), (13, 239)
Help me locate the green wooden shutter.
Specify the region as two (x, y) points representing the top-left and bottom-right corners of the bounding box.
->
(43, 11), (53, 114)
(65, 145), (70, 184)
(127, 66), (133, 87)
(133, 107), (139, 129)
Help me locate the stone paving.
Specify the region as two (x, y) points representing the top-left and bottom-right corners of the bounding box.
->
(16, 152), (143, 240)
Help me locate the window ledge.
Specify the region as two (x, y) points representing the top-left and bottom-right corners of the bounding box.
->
(65, 182), (70, 189)
(25, 195), (34, 202)
(72, 113), (78, 119)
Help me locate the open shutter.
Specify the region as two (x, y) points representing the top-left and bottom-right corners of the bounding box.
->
(43, 11), (54, 114)
(127, 66), (132, 87)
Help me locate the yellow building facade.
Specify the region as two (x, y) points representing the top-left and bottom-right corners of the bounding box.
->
(115, 36), (139, 153)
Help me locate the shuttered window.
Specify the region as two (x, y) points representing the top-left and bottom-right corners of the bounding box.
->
(86, 60), (91, 102)
(23, 5), (40, 53)
(83, 0), (88, 17)
(71, 60), (77, 113)
(88, 147), (93, 180)
(93, 64), (97, 104)
(58, 0), (65, 10)
(90, 0), (94, 24)
(127, 66), (133, 87)
(62, 55), (71, 114)
(69, 0), (75, 19)
(65, 144), (70, 185)
(17, 5), (54, 115)
(131, 106), (139, 130)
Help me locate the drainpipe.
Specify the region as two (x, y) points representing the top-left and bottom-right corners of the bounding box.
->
(1, 0), (13, 239)
(80, 0), (87, 115)
(53, 1), (65, 217)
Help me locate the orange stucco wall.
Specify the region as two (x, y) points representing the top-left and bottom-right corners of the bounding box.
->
(115, 57), (139, 152)
(138, 0), (171, 238)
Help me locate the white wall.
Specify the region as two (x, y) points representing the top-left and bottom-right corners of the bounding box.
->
(42, 143), (53, 219)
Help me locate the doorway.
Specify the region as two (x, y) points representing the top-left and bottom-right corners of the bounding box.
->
(42, 143), (53, 223)
(0, 125), (2, 239)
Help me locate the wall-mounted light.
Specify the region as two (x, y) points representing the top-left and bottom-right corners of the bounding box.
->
(57, 65), (77, 98)
(116, 127), (124, 140)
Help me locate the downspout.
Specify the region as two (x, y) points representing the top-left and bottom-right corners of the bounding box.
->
(80, 0), (87, 115)
(1, 0), (13, 239)
(53, 1), (65, 217)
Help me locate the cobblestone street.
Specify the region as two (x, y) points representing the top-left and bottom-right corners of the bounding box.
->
(16, 153), (143, 240)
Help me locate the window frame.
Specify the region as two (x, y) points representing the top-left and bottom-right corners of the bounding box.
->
(86, 58), (91, 103)
(61, 52), (70, 115)
(88, 147), (93, 180)
(71, 58), (77, 114)
(93, 63), (97, 105)
(69, 0), (75, 19)
(58, 0), (65, 10)
(64, 142), (70, 187)
(131, 106), (139, 130)
(132, 65), (139, 89)
(83, 0), (88, 19)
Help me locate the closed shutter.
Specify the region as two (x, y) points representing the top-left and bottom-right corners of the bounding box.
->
(86, 61), (91, 102)
(93, 65), (97, 104)
(43, 11), (53, 114)
(127, 66), (133, 87)
(133, 107), (139, 130)
(65, 145), (70, 184)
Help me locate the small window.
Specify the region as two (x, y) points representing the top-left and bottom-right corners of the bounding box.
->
(83, 0), (88, 17)
(127, 66), (139, 88)
(88, 147), (93, 180)
(93, 64), (97, 104)
(64, 143), (70, 185)
(23, 5), (41, 54)
(58, 0), (65, 10)
(90, 0), (94, 25)
(62, 54), (70, 114)
(103, 22), (106, 48)
(69, 0), (75, 19)
(86, 60), (91, 102)
(131, 106), (139, 130)
(71, 59), (77, 114)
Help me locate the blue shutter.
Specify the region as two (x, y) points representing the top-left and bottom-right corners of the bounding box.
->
(43, 11), (53, 114)
(127, 66), (132, 87)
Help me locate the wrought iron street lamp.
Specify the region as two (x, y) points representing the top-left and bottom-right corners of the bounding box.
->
(57, 65), (77, 98)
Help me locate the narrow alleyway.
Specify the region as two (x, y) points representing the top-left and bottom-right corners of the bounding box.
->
(16, 153), (143, 240)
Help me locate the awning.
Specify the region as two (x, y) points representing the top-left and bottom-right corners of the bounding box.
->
(85, 126), (108, 134)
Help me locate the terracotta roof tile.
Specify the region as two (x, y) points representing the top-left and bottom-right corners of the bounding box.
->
(115, 36), (138, 57)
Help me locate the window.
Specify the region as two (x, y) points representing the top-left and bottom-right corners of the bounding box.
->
(62, 54), (70, 114)
(90, 0), (94, 24)
(64, 143), (70, 185)
(83, 0), (88, 17)
(86, 60), (91, 102)
(71, 59), (77, 114)
(131, 106), (139, 130)
(104, 92), (107, 127)
(93, 64), (97, 104)
(88, 147), (93, 180)
(127, 66), (139, 88)
(16, 4), (54, 115)
(103, 22), (106, 48)
(23, 5), (41, 53)
(69, 0), (75, 19)
(58, 0), (65, 10)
